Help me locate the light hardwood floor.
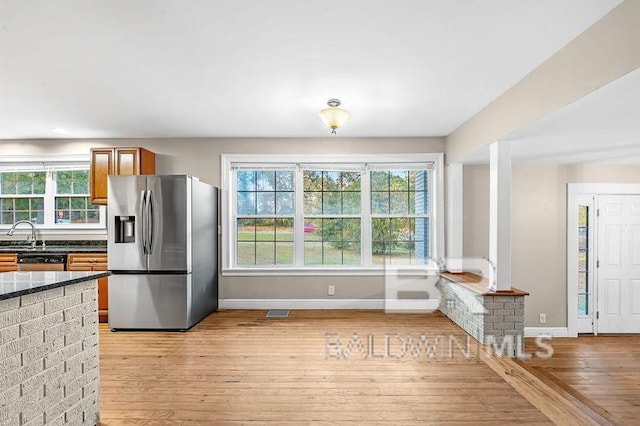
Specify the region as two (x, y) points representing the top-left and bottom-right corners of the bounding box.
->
(99, 310), (552, 425)
(519, 335), (640, 425)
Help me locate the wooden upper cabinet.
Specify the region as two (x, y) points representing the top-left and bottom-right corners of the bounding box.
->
(115, 148), (140, 175)
(115, 147), (155, 176)
(90, 149), (114, 205)
(90, 147), (155, 205)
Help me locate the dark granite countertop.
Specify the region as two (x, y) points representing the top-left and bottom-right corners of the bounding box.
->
(0, 240), (106, 254)
(0, 271), (111, 300)
(0, 246), (107, 253)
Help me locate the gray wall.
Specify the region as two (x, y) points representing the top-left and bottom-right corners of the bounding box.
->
(0, 137), (445, 300)
(0, 138), (444, 187)
(9, 139), (636, 315)
(463, 163), (640, 328)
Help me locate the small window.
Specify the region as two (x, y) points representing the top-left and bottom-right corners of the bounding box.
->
(54, 170), (100, 224)
(577, 205), (589, 316)
(0, 172), (46, 224)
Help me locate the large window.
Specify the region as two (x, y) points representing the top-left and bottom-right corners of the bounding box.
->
(223, 154), (443, 272)
(0, 161), (104, 230)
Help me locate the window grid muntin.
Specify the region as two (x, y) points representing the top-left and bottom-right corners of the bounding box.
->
(370, 170), (429, 216)
(0, 171), (47, 225)
(0, 197), (45, 225)
(371, 217), (429, 265)
(303, 171), (361, 216)
(0, 171), (46, 195)
(370, 169), (430, 265)
(237, 217), (294, 265)
(53, 170), (99, 224)
(235, 170), (295, 266)
(304, 217), (361, 266)
(303, 170), (362, 266)
(237, 170), (295, 216)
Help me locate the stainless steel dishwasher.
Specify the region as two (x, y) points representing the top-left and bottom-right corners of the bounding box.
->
(17, 253), (67, 271)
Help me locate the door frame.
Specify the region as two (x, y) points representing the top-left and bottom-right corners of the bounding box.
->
(567, 183), (640, 337)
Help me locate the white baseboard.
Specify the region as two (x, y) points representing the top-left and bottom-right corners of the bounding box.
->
(524, 327), (569, 338)
(219, 299), (385, 310)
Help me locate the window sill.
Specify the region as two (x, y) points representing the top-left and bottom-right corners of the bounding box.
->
(222, 266), (440, 277)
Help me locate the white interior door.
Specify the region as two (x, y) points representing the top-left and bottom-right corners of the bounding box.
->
(597, 195), (640, 333)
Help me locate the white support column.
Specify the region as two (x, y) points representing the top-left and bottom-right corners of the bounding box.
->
(446, 163), (463, 272)
(489, 141), (512, 291)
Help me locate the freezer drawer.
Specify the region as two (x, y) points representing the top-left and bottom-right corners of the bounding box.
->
(109, 274), (192, 330)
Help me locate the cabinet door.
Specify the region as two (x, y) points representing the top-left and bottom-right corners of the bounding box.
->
(90, 148), (114, 205)
(68, 253), (109, 323)
(66, 265), (92, 271)
(0, 265), (18, 272)
(0, 254), (18, 272)
(67, 253), (108, 268)
(97, 275), (109, 323)
(115, 148), (140, 176)
(0, 254), (17, 263)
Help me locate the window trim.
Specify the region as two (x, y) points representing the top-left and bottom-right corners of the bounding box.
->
(0, 154), (106, 234)
(221, 153), (444, 276)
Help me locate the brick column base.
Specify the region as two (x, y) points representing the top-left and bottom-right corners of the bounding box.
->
(0, 280), (100, 425)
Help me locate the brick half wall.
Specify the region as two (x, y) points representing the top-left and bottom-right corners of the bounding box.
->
(437, 278), (525, 355)
(0, 280), (100, 425)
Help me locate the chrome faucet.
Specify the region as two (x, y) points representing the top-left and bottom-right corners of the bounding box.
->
(6, 220), (37, 248)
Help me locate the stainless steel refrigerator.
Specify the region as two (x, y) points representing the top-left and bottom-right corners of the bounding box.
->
(107, 175), (218, 331)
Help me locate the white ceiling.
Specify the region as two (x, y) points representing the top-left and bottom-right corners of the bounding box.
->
(0, 0), (620, 139)
(461, 66), (640, 165)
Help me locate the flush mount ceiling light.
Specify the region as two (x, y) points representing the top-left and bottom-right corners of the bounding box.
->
(319, 99), (349, 134)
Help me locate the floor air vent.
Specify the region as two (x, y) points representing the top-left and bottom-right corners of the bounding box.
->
(266, 310), (290, 318)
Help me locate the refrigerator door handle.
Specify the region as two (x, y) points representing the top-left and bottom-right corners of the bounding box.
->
(147, 190), (155, 254)
(141, 190), (148, 254)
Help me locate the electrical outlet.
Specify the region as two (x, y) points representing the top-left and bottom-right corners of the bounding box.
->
(328, 285), (335, 296)
(539, 313), (547, 324)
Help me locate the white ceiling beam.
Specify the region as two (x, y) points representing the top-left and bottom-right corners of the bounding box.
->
(446, 0), (640, 164)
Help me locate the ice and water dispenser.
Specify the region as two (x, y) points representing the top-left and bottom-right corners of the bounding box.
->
(114, 216), (135, 243)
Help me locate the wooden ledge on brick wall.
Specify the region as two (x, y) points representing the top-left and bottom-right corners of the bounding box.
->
(439, 271), (529, 297)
